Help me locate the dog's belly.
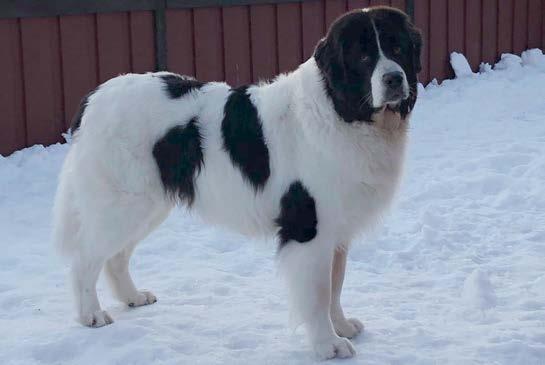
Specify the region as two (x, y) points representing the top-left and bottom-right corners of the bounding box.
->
(189, 154), (282, 239)
(191, 183), (271, 238)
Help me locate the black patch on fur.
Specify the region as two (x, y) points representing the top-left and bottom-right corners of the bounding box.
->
(221, 86), (270, 190)
(276, 181), (318, 248)
(159, 74), (203, 99)
(314, 7), (422, 123)
(153, 119), (204, 206)
(70, 89), (96, 133)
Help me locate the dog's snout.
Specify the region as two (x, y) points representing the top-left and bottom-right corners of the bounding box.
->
(382, 71), (404, 89)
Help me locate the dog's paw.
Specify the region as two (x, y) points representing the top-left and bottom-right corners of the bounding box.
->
(313, 336), (356, 360)
(128, 291), (157, 307)
(333, 317), (364, 339)
(82, 310), (114, 328)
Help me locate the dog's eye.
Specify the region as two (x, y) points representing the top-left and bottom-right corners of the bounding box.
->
(393, 46), (401, 55)
(361, 55), (370, 62)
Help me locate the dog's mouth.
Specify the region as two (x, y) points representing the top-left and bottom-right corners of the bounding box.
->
(384, 89), (409, 107)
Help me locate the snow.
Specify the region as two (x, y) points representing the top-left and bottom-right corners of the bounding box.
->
(462, 269), (497, 311)
(2, 50), (545, 364)
(450, 52), (474, 78)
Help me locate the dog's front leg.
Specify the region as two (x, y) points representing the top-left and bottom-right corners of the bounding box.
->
(331, 247), (364, 338)
(279, 236), (356, 359)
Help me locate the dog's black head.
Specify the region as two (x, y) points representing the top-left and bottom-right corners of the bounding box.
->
(314, 7), (422, 123)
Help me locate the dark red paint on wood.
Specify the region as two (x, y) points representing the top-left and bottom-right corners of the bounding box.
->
(193, 7), (224, 82)
(166, 9), (195, 76)
(497, 0), (513, 55)
(59, 14), (98, 130)
(129, 11), (155, 73)
(96, 12), (131, 82)
(527, 0), (542, 49)
(250, 4), (278, 81)
(414, 0), (430, 83)
(513, 0), (528, 54)
(325, 0), (347, 28)
(277, 2), (303, 73)
(370, 0), (390, 6)
(301, 0), (325, 59)
(481, 0), (498, 65)
(391, 0), (406, 11)
(448, 0), (464, 55)
(429, 0), (448, 81)
(348, 0), (370, 10)
(20, 17), (65, 146)
(223, 6), (252, 86)
(0, 19), (26, 155)
(465, 0), (482, 71)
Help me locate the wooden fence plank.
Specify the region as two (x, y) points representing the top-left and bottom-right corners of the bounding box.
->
(465, 0), (482, 71)
(348, 0), (370, 10)
(390, 0), (406, 11)
(301, 0), (324, 60)
(250, 4), (277, 81)
(512, 0), (528, 54)
(277, 2), (303, 74)
(223, 6), (252, 86)
(497, 0), (513, 54)
(481, 0), (498, 65)
(165, 9), (195, 76)
(448, 0), (464, 54)
(414, 0), (430, 83)
(59, 14), (98, 130)
(429, 0), (448, 81)
(325, 0), (346, 28)
(527, 0), (542, 49)
(370, 0), (391, 6)
(0, 19), (26, 155)
(194, 7), (224, 81)
(20, 17), (64, 146)
(543, 0), (545, 50)
(96, 12), (131, 82)
(129, 11), (155, 73)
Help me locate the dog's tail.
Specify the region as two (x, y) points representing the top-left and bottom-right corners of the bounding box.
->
(52, 149), (81, 257)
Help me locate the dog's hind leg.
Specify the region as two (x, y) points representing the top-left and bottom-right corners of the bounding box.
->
(279, 236), (356, 360)
(104, 244), (156, 307)
(71, 191), (171, 327)
(104, 206), (170, 307)
(72, 253), (112, 327)
(330, 247), (364, 338)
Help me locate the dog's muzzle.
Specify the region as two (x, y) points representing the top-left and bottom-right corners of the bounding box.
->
(382, 71), (408, 104)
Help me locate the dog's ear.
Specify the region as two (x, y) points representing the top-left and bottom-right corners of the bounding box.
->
(409, 25), (423, 74)
(314, 32), (346, 86)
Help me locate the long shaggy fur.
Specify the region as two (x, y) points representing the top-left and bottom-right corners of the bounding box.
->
(53, 7), (421, 359)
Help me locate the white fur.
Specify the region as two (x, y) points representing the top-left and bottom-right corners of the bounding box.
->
(53, 55), (410, 358)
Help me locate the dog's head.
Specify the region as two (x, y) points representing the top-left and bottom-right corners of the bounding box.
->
(314, 7), (422, 123)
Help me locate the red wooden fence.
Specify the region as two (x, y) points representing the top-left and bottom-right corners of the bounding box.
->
(1, 0), (544, 156)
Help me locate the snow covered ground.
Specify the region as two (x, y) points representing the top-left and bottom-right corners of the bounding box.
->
(1, 50), (545, 365)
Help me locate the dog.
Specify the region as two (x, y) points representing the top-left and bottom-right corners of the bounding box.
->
(53, 6), (421, 359)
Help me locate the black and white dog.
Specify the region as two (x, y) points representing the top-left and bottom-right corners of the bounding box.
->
(53, 7), (421, 359)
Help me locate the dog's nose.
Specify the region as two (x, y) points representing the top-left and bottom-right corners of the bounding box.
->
(382, 71), (404, 89)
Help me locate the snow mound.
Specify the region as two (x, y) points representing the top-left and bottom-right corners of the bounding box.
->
(521, 49), (545, 70)
(494, 53), (523, 70)
(450, 52), (474, 78)
(462, 269), (497, 311)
